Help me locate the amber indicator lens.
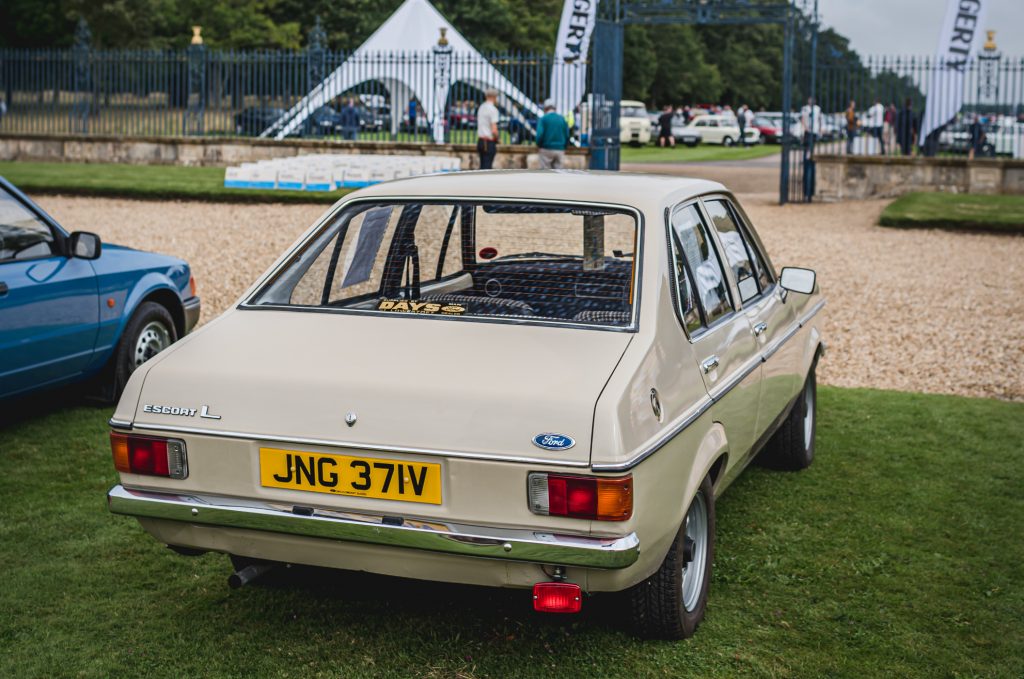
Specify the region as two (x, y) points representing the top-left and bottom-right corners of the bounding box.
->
(527, 472), (632, 521)
(110, 431), (187, 479)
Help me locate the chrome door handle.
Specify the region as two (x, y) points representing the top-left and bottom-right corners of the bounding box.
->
(701, 355), (720, 374)
(753, 321), (768, 337)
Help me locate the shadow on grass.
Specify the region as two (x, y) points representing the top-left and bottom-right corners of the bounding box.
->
(229, 559), (629, 634)
(0, 385), (109, 430)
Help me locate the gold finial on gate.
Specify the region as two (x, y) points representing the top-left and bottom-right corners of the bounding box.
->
(983, 30), (996, 52)
(191, 25), (204, 45)
(438, 27), (449, 47)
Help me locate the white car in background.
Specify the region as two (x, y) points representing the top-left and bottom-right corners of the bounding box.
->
(682, 115), (760, 146)
(620, 100), (653, 146)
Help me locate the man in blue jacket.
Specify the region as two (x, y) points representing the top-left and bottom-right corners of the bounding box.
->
(536, 99), (570, 169)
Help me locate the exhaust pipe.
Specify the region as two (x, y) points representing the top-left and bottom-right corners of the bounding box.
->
(228, 561), (277, 589)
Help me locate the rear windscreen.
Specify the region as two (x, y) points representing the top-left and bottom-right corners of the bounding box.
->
(249, 201), (639, 328)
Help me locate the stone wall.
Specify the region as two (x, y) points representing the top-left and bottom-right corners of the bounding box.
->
(815, 154), (1024, 201)
(0, 133), (590, 170)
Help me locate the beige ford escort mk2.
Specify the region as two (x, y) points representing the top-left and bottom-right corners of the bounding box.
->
(106, 171), (824, 639)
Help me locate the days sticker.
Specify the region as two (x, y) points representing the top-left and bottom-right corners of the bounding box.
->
(377, 300), (466, 315)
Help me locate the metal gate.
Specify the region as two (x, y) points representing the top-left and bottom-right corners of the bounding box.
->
(590, 0), (813, 204)
(589, 18), (624, 170)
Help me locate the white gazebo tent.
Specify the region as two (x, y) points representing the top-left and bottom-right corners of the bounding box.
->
(265, 0), (542, 141)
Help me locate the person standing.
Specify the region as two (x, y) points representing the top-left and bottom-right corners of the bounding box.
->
(536, 99), (570, 168)
(407, 98), (417, 134)
(895, 97), (917, 156)
(968, 115), (987, 160)
(657, 105), (675, 148)
(737, 105), (748, 146)
(339, 98), (360, 141)
(476, 89), (500, 169)
(867, 98), (886, 154)
(800, 97), (822, 146)
(743, 105), (754, 144)
(845, 100), (858, 154)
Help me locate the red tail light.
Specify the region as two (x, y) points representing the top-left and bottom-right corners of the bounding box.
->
(110, 432), (188, 479)
(533, 582), (582, 613)
(528, 472), (632, 521)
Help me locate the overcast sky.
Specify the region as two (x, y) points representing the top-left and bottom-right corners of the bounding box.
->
(819, 0), (1024, 56)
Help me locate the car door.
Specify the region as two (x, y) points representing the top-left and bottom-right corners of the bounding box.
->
(704, 118), (722, 144)
(702, 196), (800, 443)
(668, 202), (761, 465)
(0, 186), (99, 398)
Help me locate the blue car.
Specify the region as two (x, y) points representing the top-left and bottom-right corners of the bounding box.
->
(0, 177), (199, 402)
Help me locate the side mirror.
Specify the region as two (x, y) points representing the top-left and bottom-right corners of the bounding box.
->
(69, 231), (102, 260)
(780, 266), (816, 295)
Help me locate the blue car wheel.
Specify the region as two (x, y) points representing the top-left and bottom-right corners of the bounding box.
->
(104, 301), (177, 402)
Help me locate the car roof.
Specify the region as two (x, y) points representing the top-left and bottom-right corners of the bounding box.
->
(348, 170), (725, 206)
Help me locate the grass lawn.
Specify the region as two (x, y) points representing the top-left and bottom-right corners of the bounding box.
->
(879, 192), (1024, 233)
(1, 386), (1022, 678)
(621, 143), (780, 164)
(0, 161), (349, 204)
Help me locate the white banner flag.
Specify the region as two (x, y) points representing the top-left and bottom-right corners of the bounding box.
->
(550, 0), (598, 115)
(919, 0), (988, 145)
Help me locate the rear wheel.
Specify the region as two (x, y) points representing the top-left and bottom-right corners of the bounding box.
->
(629, 475), (715, 639)
(722, 136), (734, 147)
(760, 364), (817, 470)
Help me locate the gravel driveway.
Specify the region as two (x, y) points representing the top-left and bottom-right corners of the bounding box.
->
(38, 194), (1024, 401)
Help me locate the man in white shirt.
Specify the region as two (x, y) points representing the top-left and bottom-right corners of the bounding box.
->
(800, 97), (823, 144)
(476, 90), (500, 169)
(867, 98), (886, 155)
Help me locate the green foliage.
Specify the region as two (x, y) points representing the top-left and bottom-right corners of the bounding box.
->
(1, 387), (1022, 677)
(0, 0), (876, 111)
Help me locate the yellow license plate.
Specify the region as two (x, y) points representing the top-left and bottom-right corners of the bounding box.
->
(259, 447), (442, 505)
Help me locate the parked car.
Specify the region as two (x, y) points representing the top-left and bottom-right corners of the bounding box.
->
(0, 177), (199, 402)
(234, 107), (286, 136)
(681, 114), (760, 146)
(758, 112), (803, 143)
(670, 115), (701, 146)
(502, 113), (537, 145)
(619, 100), (652, 146)
(752, 116), (784, 144)
(447, 104), (476, 130)
(360, 104), (391, 132)
(106, 171), (824, 639)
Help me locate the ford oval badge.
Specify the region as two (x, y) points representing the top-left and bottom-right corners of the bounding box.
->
(533, 433), (576, 451)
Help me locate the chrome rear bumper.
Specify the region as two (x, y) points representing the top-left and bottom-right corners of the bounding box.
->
(107, 485), (640, 569)
(182, 296), (201, 334)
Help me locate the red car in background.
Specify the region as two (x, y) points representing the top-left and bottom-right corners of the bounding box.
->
(752, 116), (784, 144)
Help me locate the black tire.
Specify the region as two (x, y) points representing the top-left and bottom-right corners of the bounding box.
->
(104, 301), (177, 403)
(722, 136), (734, 147)
(684, 141), (698, 148)
(760, 365), (817, 471)
(629, 475), (715, 640)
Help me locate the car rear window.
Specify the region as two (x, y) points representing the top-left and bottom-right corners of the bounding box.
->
(249, 201), (639, 329)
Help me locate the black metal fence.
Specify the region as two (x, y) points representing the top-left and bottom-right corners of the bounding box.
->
(0, 41), (584, 144)
(800, 54), (1024, 158)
